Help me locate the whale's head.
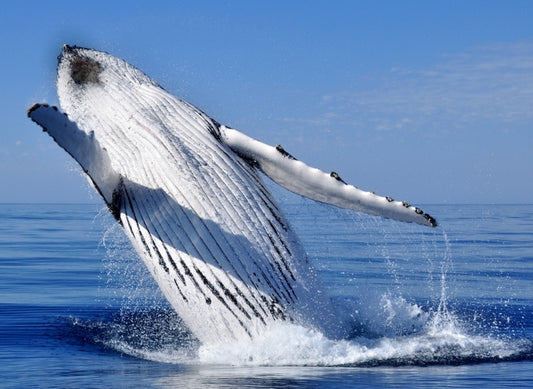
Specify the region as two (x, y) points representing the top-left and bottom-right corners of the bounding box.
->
(53, 45), (224, 192)
(56, 45), (160, 119)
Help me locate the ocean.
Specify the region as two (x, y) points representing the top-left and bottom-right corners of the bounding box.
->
(1, 197), (532, 388)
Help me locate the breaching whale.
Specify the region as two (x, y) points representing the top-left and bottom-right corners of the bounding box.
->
(28, 45), (436, 345)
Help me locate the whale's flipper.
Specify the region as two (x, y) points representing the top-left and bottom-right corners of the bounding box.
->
(221, 126), (436, 227)
(27, 103), (122, 212)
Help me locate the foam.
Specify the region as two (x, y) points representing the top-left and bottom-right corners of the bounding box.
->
(72, 301), (530, 367)
(195, 307), (527, 367)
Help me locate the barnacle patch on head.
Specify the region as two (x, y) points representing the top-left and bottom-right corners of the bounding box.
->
(69, 52), (102, 85)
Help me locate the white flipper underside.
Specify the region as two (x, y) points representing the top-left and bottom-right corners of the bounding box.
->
(221, 126), (436, 227)
(28, 104), (121, 206)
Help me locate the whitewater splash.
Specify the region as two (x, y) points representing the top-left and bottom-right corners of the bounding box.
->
(68, 294), (530, 367)
(198, 320), (525, 366)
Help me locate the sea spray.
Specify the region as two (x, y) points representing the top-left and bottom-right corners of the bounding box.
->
(196, 319), (525, 366)
(89, 201), (532, 366)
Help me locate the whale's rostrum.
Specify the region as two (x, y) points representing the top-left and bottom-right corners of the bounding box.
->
(28, 45), (436, 345)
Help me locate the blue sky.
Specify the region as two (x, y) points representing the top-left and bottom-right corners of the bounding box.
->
(1, 1), (532, 204)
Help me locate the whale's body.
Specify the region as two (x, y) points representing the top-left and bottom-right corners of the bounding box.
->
(29, 46), (435, 345)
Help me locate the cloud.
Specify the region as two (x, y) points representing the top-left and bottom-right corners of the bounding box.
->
(299, 42), (533, 135)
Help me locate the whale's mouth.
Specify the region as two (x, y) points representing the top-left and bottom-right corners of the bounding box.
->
(62, 45), (102, 85)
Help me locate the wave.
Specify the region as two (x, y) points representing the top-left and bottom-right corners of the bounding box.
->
(63, 297), (532, 367)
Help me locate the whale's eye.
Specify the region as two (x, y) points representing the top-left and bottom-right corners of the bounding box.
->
(70, 54), (102, 85)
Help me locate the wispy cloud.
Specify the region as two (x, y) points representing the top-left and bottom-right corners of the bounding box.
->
(290, 42), (533, 135)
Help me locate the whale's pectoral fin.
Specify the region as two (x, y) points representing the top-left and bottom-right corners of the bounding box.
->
(220, 126), (436, 227)
(27, 103), (123, 217)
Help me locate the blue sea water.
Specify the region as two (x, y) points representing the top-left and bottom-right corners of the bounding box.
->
(0, 200), (532, 388)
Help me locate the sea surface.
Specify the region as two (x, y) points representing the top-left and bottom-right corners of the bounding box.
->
(1, 198), (532, 388)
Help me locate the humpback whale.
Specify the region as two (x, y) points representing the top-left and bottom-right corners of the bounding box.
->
(28, 45), (436, 345)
